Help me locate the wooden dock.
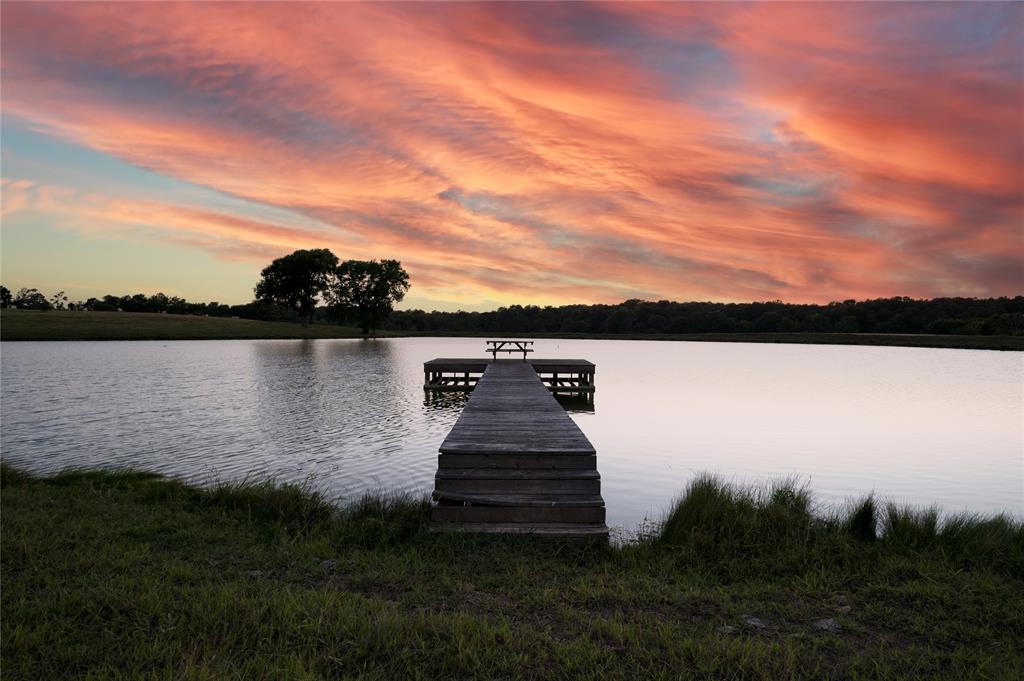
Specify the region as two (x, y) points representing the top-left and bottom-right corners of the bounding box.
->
(429, 359), (607, 539)
(424, 358), (595, 401)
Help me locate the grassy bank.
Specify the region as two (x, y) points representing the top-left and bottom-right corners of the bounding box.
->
(3, 309), (1020, 348)
(0, 309), (380, 341)
(3, 465), (1021, 680)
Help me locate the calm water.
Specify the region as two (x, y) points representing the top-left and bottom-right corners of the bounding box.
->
(2, 338), (1021, 531)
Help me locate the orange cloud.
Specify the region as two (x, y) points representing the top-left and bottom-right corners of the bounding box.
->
(1, 2), (1021, 305)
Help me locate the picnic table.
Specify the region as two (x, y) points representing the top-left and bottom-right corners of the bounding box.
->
(486, 339), (534, 360)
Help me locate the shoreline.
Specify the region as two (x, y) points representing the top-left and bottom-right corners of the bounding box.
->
(2, 310), (1021, 350)
(2, 463), (1021, 678)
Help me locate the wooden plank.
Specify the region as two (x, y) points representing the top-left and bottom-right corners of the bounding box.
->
(436, 468), (599, 480)
(438, 454), (597, 469)
(435, 478), (600, 494)
(430, 522), (608, 538)
(432, 491), (605, 507)
(431, 505), (605, 524)
(441, 444), (596, 455)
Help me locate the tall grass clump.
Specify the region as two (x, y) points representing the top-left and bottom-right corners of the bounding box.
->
(0, 461), (36, 487)
(882, 504), (939, 549)
(880, 505), (1024, 576)
(843, 495), (878, 542)
(336, 492), (432, 547)
(656, 475), (1024, 577)
(657, 474), (815, 562)
(202, 476), (334, 533)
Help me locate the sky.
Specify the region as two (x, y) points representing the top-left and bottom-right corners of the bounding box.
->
(1, 2), (1022, 310)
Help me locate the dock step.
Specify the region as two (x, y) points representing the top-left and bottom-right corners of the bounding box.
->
(432, 491), (605, 507)
(430, 522), (609, 538)
(436, 468), (598, 480)
(435, 478), (599, 494)
(440, 442), (597, 455)
(432, 505), (605, 523)
(438, 454), (597, 470)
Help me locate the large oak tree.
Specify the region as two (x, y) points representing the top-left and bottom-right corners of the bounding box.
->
(254, 248), (339, 325)
(329, 259), (410, 335)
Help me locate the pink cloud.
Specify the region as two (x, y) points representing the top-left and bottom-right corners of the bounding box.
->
(2, 2), (1021, 305)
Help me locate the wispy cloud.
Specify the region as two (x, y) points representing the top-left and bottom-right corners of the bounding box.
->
(2, 2), (1021, 305)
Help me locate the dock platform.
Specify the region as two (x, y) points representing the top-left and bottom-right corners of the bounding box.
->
(424, 358), (595, 399)
(429, 360), (607, 539)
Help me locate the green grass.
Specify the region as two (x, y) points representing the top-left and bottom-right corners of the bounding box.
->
(3, 463), (1021, 679)
(3, 309), (1021, 348)
(0, 309), (380, 340)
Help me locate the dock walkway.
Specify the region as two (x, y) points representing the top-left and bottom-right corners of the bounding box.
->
(431, 360), (607, 538)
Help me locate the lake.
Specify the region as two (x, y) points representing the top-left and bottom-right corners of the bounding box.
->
(1, 337), (1021, 532)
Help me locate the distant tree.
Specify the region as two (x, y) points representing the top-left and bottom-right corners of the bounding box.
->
(123, 294), (148, 312)
(49, 290), (68, 311)
(644, 314), (669, 333)
(603, 307), (636, 333)
(754, 311), (784, 332)
(0, 285), (11, 308)
(13, 288), (50, 311)
(329, 259), (410, 335)
(990, 312), (1024, 335)
(254, 249), (339, 325)
(803, 312), (830, 332)
(148, 292), (169, 312)
(835, 315), (860, 333)
(167, 296), (189, 314)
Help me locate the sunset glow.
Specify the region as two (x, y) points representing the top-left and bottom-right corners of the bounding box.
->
(2, 2), (1022, 309)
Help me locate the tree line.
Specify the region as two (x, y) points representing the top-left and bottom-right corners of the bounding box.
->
(383, 297), (1024, 336)
(1, 285), (254, 317)
(0, 249), (411, 335)
(3, 272), (1022, 337)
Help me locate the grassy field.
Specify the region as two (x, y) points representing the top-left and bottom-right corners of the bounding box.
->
(2, 464), (1021, 680)
(0, 309), (376, 341)
(3, 309), (1020, 349)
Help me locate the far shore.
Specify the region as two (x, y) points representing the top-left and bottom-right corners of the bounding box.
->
(2, 309), (1022, 350)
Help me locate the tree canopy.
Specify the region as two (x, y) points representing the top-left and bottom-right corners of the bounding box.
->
(11, 288), (50, 311)
(384, 297), (1024, 336)
(329, 259), (410, 335)
(253, 249), (338, 325)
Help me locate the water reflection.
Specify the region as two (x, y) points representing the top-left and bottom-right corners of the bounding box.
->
(555, 394), (596, 414)
(423, 391), (470, 412)
(1, 337), (1020, 531)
